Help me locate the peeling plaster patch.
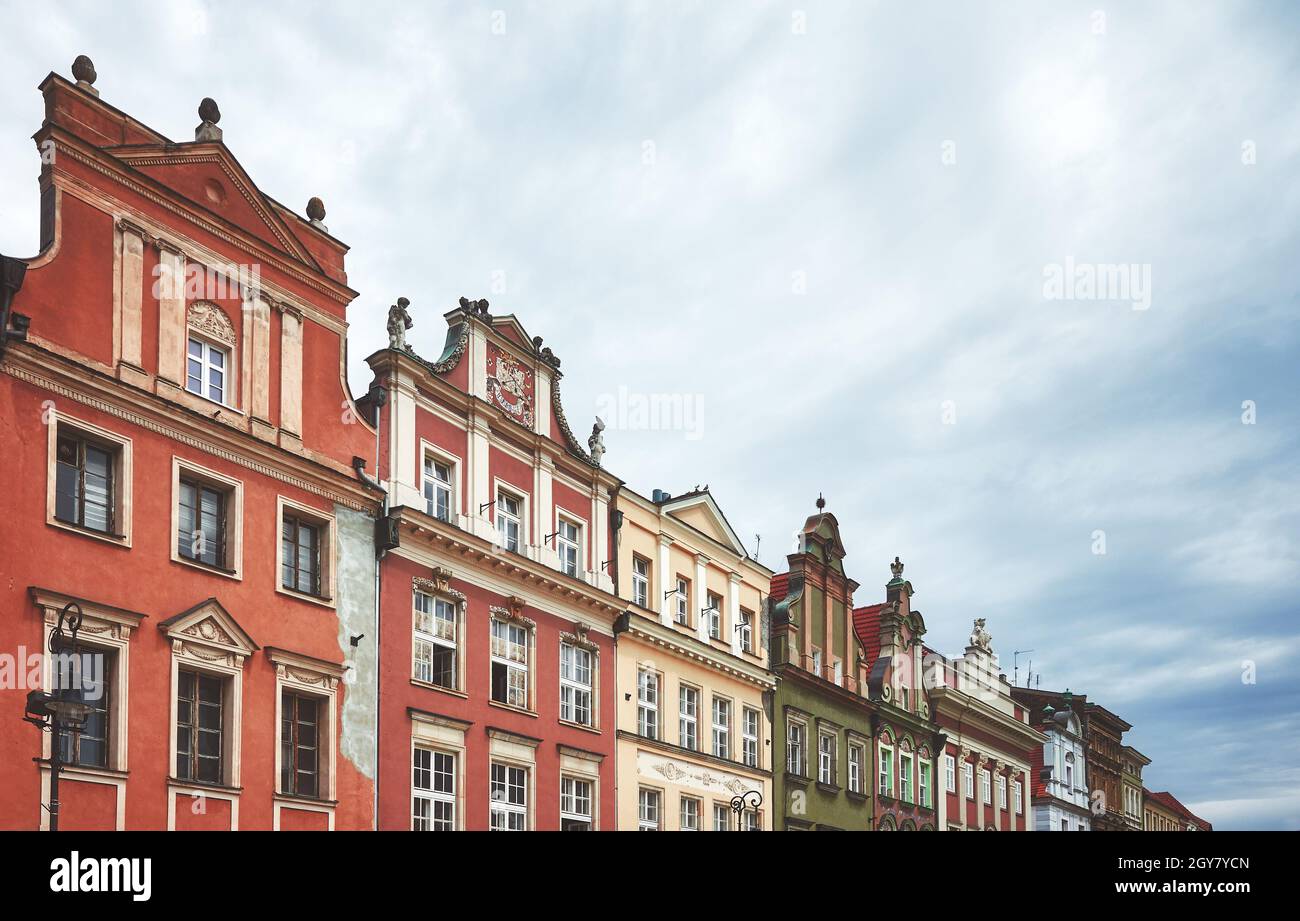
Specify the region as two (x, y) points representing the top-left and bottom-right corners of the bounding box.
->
(335, 504), (377, 780)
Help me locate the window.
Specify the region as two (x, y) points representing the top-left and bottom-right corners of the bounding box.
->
(705, 592), (723, 639)
(1064, 753), (1075, 790)
(281, 514), (321, 596)
(186, 336), (228, 404)
(997, 774), (1007, 809)
(739, 608), (753, 653)
(57, 650), (113, 769)
(832, 660), (843, 686)
(811, 649), (822, 677)
(964, 762), (974, 798)
(55, 433), (116, 534)
(637, 668), (659, 739)
(742, 809), (760, 831)
(176, 478), (228, 568)
(413, 591), (457, 689)
(489, 763), (528, 831)
(1014, 780), (1023, 814)
(848, 743), (863, 793)
(496, 490), (521, 553)
(981, 769), (992, 803)
(490, 619), (529, 709)
(1061, 818), (1069, 832)
(742, 707), (760, 768)
(638, 788), (661, 831)
(560, 776), (592, 831)
(920, 760), (932, 808)
(900, 751), (913, 803)
(900, 687), (910, 711)
(711, 696), (731, 759)
(423, 456), (453, 523)
(631, 556), (650, 608)
(675, 577), (690, 625)
(679, 685), (698, 750)
(879, 746), (893, 796)
(819, 732), (836, 785)
(556, 517), (581, 578)
(559, 642), (593, 726)
(280, 691), (320, 798)
(680, 796), (700, 831)
(176, 669), (224, 784)
(787, 721), (804, 775)
(412, 748), (455, 831)
(713, 803), (731, 831)
(945, 754), (956, 792)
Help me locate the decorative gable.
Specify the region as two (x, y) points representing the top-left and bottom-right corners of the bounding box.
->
(661, 492), (748, 557)
(158, 597), (258, 666)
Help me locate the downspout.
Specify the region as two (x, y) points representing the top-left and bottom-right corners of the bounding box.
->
(609, 484), (624, 831)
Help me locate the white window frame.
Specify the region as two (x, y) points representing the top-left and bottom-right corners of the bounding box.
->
(494, 484), (526, 554)
(560, 775), (593, 831)
(811, 648), (822, 678)
(981, 769), (992, 803)
(421, 446), (458, 524)
(964, 761), (974, 799)
(705, 592), (723, 640)
(413, 590), (460, 690)
(919, 758), (932, 808)
(997, 773), (1007, 809)
(879, 743), (894, 796)
(900, 751), (914, 803)
(1014, 779), (1023, 814)
(848, 742), (864, 793)
(631, 555), (650, 608)
(637, 667), (659, 739)
(679, 795), (700, 831)
(711, 695), (732, 760)
(818, 731), (836, 785)
(713, 802), (731, 831)
(489, 761), (529, 831)
(787, 718), (806, 775)
(739, 608), (753, 653)
(490, 615), (531, 710)
(412, 746), (457, 831)
(678, 684), (699, 751)
(742, 707), (760, 768)
(638, 787), (661, 831)
(559, 641), (593, 727)
(945, 754), (956, 792)
(555, 512), (583, 579)
(675, 576), (690, 625)
(186, 334), (230, 406)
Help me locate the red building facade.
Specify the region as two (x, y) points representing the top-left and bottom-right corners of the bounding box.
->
(0, 60), (381, 830)
(363, 299), (623, 830)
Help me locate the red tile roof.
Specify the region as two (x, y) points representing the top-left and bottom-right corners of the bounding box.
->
(1145, 789), (1213, 830)
(852, 603), (885, 671)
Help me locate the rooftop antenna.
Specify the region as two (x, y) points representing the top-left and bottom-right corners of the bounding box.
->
(1013, 649), (1035, 687)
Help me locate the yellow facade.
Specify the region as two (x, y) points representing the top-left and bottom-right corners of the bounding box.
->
(614, 488), (774, 830)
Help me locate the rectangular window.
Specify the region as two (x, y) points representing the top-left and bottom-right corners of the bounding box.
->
(638, 788), (660, 831)
(281, 514), (321, 596)
(413, 591), (457, 689)
(637, 668), (659, 739)
(496, 491), (521, 553)
(176, 669), (223, 784)
(742, 809), (760, 831)
(879, 747), (893, 796)
(680, 796), (700, 831)
(490, 619), (529, 708)
(1061, 818), (1069, 832)
(811, 649), (822, 677)
(964, 762), (974, 798)
(556, 518), (581, 578)
(900, 752), (913, 803)
(997, 774), (1007, 809)
(832, 660), (843, 686)
(559, 642), (593, 726)
(423, 456), (453, 523)
(920, 760), (932, 808)
(412, 748), (455, 831)
(177, 477), (228, 569)
(55, 434), (116, 534)
(57, 650), (112, 769)
(713, 803), (730, 831)
(489, 763), (528, 831)
(945, 754), (956, 792)
(1015, 780), (1023, 814)
(742, 707), (760, 768)
(848, 743), (863, 793)
(739, 608), (753, 653)
(560, 776), (592, 831)
(186, 336), (227, 404)
(706, 592), (723, 639)
(631, 556), (650, 608)
(711, 696), (731, 759)
(819, 732), (836, 785)
(787, 721), (804, 775)
(982, 770), (992, 803)
(280, 691), (320, 798)
(675, 577), (690, 625)
(678, 685), (698, 751)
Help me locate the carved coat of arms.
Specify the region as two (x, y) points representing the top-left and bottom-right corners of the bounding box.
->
(487, 346), (534, 427)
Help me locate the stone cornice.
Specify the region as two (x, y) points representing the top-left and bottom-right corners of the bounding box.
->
(625, 612), (774, 690)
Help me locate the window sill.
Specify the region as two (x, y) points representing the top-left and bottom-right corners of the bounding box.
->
(488, 699), (537, 718)
(276, 584), (336, 609)
(48, 517), (131, 548)
(172, 554), (241, 581)
(558, 719), (601, 735)
(410, 678), (468, 699)
(274, 792), (338, 808)
(846, 789), (869, 803)
(167, 777), (243, 795)
(784, 771), (811, 787)
(36, 760), (128, 781)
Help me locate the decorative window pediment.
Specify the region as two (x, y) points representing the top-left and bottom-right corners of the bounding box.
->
(158, 598), (257, 667)
(489, 596), (536, 630)
(559, 620), (599, 652)
(413, 567), (467, 607)
(187, 300), (237, 347)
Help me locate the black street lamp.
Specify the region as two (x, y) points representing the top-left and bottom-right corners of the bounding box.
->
(24, 602), (93, 832)
(730, 789), (763, 831)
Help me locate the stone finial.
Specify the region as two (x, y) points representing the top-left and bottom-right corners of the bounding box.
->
(196, 97), (222, 142)
(387, 297), (412, 351)
(72, 55), (99, 96)
(816, 493), (826, 511)
(306, 196), (327, 230)
(890, 556), (904, 580)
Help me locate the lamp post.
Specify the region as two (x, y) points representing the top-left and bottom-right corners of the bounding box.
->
(730, 789), (763, 831)
(24, 602), (93, 831)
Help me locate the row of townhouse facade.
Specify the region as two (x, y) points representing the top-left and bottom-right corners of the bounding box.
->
(0, 58), (1209, 831)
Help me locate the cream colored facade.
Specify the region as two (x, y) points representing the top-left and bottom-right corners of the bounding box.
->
(614, 488), (775, 830)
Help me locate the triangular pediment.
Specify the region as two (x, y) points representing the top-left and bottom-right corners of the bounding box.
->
(489, 314), (536, 353)
(108, 142), (319, 270)
(158, 598), (258, 656)
(662, 492), (748, 557)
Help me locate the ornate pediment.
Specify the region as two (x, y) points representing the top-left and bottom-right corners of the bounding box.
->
(158, 598), (257, 667)
(188, 300), (237, 346)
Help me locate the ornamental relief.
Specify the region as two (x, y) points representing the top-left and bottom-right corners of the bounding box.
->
(187, 300), (237, 346)
(486, 344), (534, 427)
(181, 617), (235, 646)
(636, 751), (760, 799)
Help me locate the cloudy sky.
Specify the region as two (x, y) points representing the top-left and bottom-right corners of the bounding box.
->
(2, 1), (1297, 829)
